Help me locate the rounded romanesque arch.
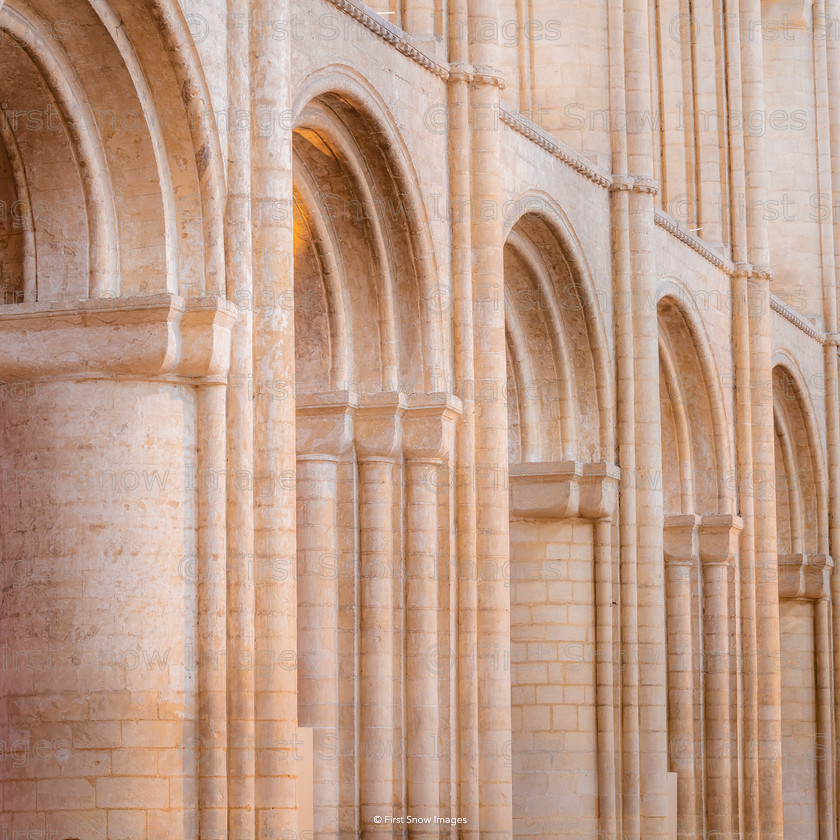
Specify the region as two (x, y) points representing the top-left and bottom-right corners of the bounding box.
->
(290, 74), (456, 838)
(503, 197), (613, 465)
(772, 357), (828, 557)
(770, 356), (832, 839)
(292, 66), (447, 395)
(0, 0), (224, 301)
(503, 199), (616, 840)
(0, 5), (234, 839)
(656, 284), (740, 839)
(656, 283), (734, 517)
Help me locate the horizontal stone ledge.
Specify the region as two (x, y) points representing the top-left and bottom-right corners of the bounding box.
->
(509, 460), (619, 520)
(778, 553), (834, 601)
(0, 294), (235, 381)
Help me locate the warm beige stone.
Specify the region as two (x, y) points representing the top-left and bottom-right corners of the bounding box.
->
(0, 2), (838, 839)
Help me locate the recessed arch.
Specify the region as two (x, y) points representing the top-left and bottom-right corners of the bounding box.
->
(503, 193), (613, 463)
(771, 354), (828, 556)
(293, 64), (447, 390)
(1, 0), (119, 297)
(656, 278), (735, 515)
(292, 76), (441, 395)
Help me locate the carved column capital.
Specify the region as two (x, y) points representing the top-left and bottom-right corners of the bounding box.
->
(664, 514), (701, 565)
(578, 462), (620, 520)
(355, 392), (407, 460)
(698, 514), (743, 567)
(778, 553), (833, 600)
(509, 461), (582, 519)
(402, 393), (462, 463)
(295, 390), (358, 459)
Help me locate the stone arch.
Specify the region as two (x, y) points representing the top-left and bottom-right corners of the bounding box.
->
(771, 354), (828, 556)
(505, 195), (616, 840)
(0, 0), (225, 302)
(503, 193), (613, 463)
(293, 65), (446, 393)
(771, 353), (831, 840)
(290, 72), (452, 839)
(656, 279), (734, 515)
(656, 282), (740, 839)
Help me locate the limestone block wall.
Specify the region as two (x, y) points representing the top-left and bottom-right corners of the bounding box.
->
(780, 599), (819, 840)
(0, 378), (198, 840)
(761, 13), (824, 321)
(510, 518), (598, 840)
(0, 1), (839, 839)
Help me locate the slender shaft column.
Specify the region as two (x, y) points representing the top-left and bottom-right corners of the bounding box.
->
(663, 515), (700, 840)
(198, 383), (229, 840)
(404, 458), (440, 838)
(356, 396), (405, 838)
(225, 2), (255, 837)
(815, 590), (836, 840)
(447, 0), (480, 832)
(738, 0), (784, 832)
(297, 456), (341, 840)
(724, 1), (759, 833)
(699, 515), (742, 840)
(580, 464), (621, 840)
(691, 0), (723, 248)
(466, 0), (512, 834)
(403, 397), (459, 839)
(624, 0), (668, 833)
(819, 4), (840, 834)
(251, 0), (297, 834)
(295, 397), (355, 840)
(607, 0), (638, 834)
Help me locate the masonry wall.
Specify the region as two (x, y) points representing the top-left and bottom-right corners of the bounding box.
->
(780, 599), (819, 840)
(0, 379), (198, 840)
(510, 518), (598, 840)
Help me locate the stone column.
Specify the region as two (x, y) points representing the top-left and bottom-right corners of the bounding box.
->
(198, 381), (229, 840)
(0, 295), (233, 838)
(446, 1), (480, 831)
(225, 2), (255, 836)
(466, 0), (512, 833)
(738, 0), (785, 831)
(355, 394), (405, 838)
(250, 0), (297, 834)
(624, 0), (669, 832)
(402, 396), (459, 839)
(803, 555), (835, 840)
(663, 515), (700, 839)
(699, 515), (742, 838)
(819, 3), (840, 835)
(296, 395), (356, 840)
(580, 463), (621, 840)
(607, 1), (640, 835)
(724, 1), (759, 832)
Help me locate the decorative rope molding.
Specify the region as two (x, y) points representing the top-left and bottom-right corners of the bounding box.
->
(770, 293), (826, 344)
(654, 209), (733, 274)
(498, 108), (613, 189)
(324, 0), (450, 80)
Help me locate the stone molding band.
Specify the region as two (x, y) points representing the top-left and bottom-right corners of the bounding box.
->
(0, 293), (236, 381)
(778, 553), (834, 600)
(509, 460), (620, 520)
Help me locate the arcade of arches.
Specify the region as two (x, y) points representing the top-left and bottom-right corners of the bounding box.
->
(3, 1), (840, 839)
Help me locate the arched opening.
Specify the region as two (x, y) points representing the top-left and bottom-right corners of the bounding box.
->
(658, 289), (737, 839)
(504, 206), (613, 840)
(0, 0), (222, 301)
(772, 361), (830, 840)
(291, 84), (450, 837)
(0, 4), (230, 839)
